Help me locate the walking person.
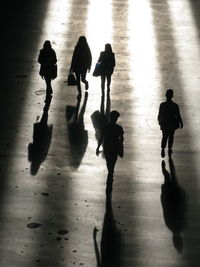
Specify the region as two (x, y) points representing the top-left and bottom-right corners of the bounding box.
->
(70, 36), (92, 98)
(96, 111), (124, 194)
(98, 43), (115, 95)
(38, 40), (57, 102)
(158, 89), (183, 157)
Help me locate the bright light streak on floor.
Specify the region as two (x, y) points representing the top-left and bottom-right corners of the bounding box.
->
(128, 0), (161, 141)
(167, 0), (200, 176)
(127, 0), (166, 259)
(41, 0), (71, 44)
(80, 0), (113, 170)
(128, 0), (160, 94)
(86, 0), (113, 66)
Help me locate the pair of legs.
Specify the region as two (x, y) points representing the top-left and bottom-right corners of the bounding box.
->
(75, 70), (88, 95)
(100, 74), (111, 95)
(105, 154), (118, 195)
(105, 153), (118, 178)
(161, 129), (175, 157)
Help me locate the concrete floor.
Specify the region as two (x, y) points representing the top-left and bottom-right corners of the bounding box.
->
(1, 0), (200, 266)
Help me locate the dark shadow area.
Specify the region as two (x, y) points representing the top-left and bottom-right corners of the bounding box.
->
(188, 0), (200, 41)
(0, 1), (50, 172)
(0, 1), (50, 261)
(66, 91), (88, 169)
(91, 89), (111, 141)
(161, 159), (186, 253)
(28, 96), (53, 175)
(93, 194), (121, 267)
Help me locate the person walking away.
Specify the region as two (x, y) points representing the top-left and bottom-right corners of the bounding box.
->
(38, 40), (57, 102)
(158, 89), (183, 157)
(70, 36), (92, 98)
(98, 43), (115, 95)
(96, 110), (124, 194)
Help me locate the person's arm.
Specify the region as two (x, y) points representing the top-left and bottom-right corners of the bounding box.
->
(88, 47), (92, 72)
(158, 104), (162, 125)
(112, 53), (116, 67)
(98, 52), (103, 63)
(53, 50), (57, 64)
(93, 227), (101, 267)
(119, 127), (124, 142)
(177, 105), (183, 129)
(70, 47), (77, 72)
(38, 50), (42, 64)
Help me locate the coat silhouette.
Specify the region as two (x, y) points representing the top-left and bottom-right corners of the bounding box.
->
(96, 111), (124, 180)
(98, 43), (115, 93)
(158, 89), (183, 157)
(38, 40), (57, 101)
(70, 36), (92, 96)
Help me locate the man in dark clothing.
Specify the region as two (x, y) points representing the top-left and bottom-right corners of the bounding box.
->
(158, 89), (183, 157)
(96, 110), (124, 181)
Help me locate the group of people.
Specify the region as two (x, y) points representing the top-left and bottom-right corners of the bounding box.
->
(38, 36), (115, 100)
(38, 36), (183, 194)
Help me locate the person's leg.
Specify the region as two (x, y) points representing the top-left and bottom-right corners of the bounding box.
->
(44, 76), (52, 101)
(161, 130), (169, 157)
(106, 154), (118, 178)
(106, 173), (113, 195)
(106, 75), (111, 91)
(75, 72), (81, 95)
(101, 75), (106, 96)
(168, 130), (175, 156)
(81, 70), (88, 90)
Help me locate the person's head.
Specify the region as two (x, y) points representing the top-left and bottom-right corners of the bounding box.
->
(77, 36), (87, 46)
(110, 110), (120, 123)
(43, 40), (51, 49)
(105, 43), (112, 52)
(166, 89), (173, 100)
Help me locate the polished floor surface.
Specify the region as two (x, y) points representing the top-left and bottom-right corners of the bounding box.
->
(1, 0), (200, 266)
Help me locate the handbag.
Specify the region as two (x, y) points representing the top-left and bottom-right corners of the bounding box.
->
(92, 62), (102, 77)
(67, 72), (77, 86)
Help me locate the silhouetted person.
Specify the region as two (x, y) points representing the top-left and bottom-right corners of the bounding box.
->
(91, 86), (111, 143)
(96, 111), (124, 188)
(70, 36), (92, 97)
(28, 97), (53, 175)
(66, 92), (88, 168)
(93, 195), (121, 267)
(98, 43), (115, 95)
(158, 89), (183, 157)
(38, 40), (57, 102)
(161, 159), (186, 253)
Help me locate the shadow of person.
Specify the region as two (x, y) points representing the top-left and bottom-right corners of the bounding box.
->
(91, 89), (111, 141)
(93, 194), (121, 267)
(161, 159), (186, 253)
(66, 91), (88, 169)
(28, 96), (53, 175)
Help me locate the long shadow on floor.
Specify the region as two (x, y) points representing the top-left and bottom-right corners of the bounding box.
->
(161, 158), (186, 253)
(28, 96), (53, 175)
(66, 91), (88, 169)
(93, 190), (121, 267)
